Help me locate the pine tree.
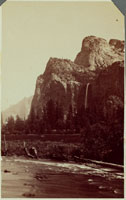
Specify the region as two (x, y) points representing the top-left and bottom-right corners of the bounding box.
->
(55, 102), (64, 130)
(6, 116), (15, 134)
(28, 107), (36, 133)
(46, 99), (56, 129)
(66, 104), (74, 130)
(15, 115), (24, 132)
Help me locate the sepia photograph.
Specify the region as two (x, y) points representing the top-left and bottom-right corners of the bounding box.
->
(1, 0), (125, 198)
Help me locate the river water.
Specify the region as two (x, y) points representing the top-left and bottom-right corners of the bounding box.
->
(1, 157), (124, 198)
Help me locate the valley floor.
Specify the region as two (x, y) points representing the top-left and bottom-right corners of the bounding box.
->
(1, 156), (124, 198)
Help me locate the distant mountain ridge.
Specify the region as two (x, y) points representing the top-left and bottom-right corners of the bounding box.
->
(2, 96), (33, 123)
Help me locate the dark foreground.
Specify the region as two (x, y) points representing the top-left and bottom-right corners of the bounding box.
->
(2, 156), (124, 198)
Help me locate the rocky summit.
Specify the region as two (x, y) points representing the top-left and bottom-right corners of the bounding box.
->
(74, 36), (124, 71)
(31, 36), (124, 118)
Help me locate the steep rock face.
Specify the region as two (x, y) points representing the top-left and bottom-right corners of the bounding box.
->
(74, 36), (124, 71)
(88, 61), (124, 118)
(31, 36), (124, 119)
(31, 58), (96, 116)
(109, 39), (124, 52)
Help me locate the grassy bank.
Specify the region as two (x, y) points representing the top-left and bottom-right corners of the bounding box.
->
(2, 139), (84, 162)
(1, 136), (123, 165)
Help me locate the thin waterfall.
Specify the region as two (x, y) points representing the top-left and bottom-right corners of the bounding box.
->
(85, 83), (90, 110)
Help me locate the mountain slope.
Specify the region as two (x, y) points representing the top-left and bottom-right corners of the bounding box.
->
(30, 36), (124, 118)
(74, 36), (124, 70)
(2, 96), (33, 123)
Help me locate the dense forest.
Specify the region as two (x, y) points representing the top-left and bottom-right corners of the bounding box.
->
(1, 98), (124, 165)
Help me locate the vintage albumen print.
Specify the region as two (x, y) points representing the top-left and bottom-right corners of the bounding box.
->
(1, 0), (125, 198)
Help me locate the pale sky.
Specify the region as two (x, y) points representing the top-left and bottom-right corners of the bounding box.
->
(1, 0), (124, 110)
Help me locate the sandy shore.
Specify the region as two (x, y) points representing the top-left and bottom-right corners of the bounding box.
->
(1, 156), (124, 198)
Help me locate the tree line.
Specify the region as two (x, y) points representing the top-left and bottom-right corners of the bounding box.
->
(1, 98), (124, 164)
(1, 99), (93, 134)
(2, 98), (123, 135)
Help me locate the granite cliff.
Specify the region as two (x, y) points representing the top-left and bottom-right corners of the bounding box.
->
(87, 61), (124, 119)
(31, 58), (90, 115)
(74, 36), (124, 70)
(30, 36), (124, 119)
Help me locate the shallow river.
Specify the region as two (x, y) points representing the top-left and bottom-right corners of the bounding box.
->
(1, 157), (124, 198)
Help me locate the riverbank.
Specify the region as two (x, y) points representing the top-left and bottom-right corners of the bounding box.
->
(2, 138), (123, 164)
(1, 156), (124, 198)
